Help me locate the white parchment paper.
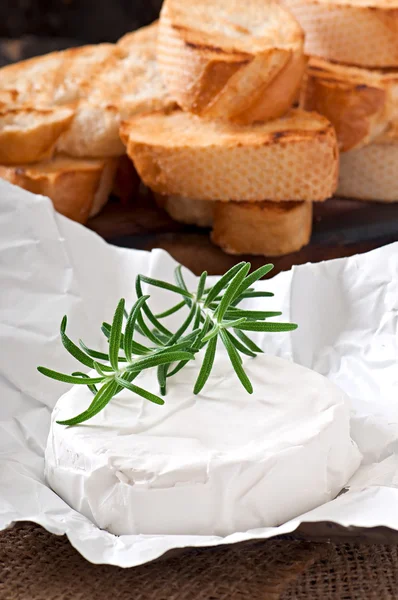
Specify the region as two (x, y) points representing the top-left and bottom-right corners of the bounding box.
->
(1, 180), (398, 566)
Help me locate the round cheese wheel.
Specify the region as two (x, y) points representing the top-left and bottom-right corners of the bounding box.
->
(45, 353), (361, 536)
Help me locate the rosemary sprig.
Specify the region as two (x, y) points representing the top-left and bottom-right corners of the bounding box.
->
(38, 262), (297, 426)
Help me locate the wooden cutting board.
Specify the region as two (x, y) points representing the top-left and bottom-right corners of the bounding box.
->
(88, 190), (398, 276)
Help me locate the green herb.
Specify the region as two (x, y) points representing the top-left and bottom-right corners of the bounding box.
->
(38, 262), (297, 426)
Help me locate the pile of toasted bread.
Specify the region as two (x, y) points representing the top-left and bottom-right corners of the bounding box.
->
(0, 0), (397, 256)
(0, 25), (175, 224)
(284, 0), (398, 203)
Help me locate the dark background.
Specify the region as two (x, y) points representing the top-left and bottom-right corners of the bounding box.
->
(0, 0), (161, 42)
(0, 0), (162, 66)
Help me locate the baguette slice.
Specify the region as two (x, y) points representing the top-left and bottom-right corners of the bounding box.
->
(280, 0), (398, 68)
(0, 25), (175, 159)
(120, 108), (338, 202)
(0, 107), (74, 164)
(337, 142), (398, 202)
(52, 44), (116, 105)
(0, 156), (118, 223)
(212, 200), (312, 256)
(0, 50), (65, 107)
(0, 43), (115, 107)
(301, 58), (398, 152)
(56, 23), (176, 158)
(157, 0), (306, 124)
(155, 194), (214, 226)
(117, 20), (161, 50)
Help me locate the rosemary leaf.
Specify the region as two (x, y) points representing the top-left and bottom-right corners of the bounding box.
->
(178, 328), (202, 345)
(139, 273), (193, 299)
(166, 359), (190, 378)
(71, 372), (98, 394)
(56, 379), (119, 426)
(78, 340), (114, 363)
(124, 295), (150, 362)
(166, 318), (207, 379)
(223, 330), (256, 358)
(155, 300), (186, 319)
(136, 311), (166, 346)
(234, 322), (298, 332)
(201, 325), (220, 344)
(232, 264), (274, 300)
(168, 302), (197, 344)
(194, 335), (217, 395)
(233, 291), (274, 303)
(196, 271), (207, 301)
(136, 277), (173, 337)
(220, 317), (246, 330)
(37, 367), (106, 385)
(154, 339), (199, 354)
(125, 351), (194, 373)
(60, 316), (95, 369)
(157, 365), (167, 396)
(93, 361), (109, 377)
(116, 376), (165, 405)
(224, 309), (283, 321)
(233, 329), (264, 353)
(101, 322), (124, 349)
(109, 299), (125, 371)
(220, 330), (253, 394)
(174, 265), (189, 292)
(204, 262), (247, 307)
(215, 263), (251, 322)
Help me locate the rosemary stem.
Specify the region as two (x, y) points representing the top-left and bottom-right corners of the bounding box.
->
(39, 261), (296, 426)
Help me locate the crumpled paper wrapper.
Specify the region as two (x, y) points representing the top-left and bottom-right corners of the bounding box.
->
(1, 180), (397, 567)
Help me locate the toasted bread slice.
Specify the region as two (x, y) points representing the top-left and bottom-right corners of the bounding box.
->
(0, 89), (21, 109)
(301, 58), (398, 152)
(120, 108), (338, 202)
(337, 142), (398, 202)
(212, 200), (312, 256)
(117, 20), (161, 50)
(56, 104), (125, 158)
(155, 193), (214, 226)
(0, 44), (115, 107)
(53, 44), (116, 105)
(0, 26), (174, 159)
(0, 107), (75, 164)
(0, 50), (65, 107)
(56, 23), (176, 158)
(157, 0), (305, 124)
(280, 0), (398, 68)
(0, 155), (118, 223)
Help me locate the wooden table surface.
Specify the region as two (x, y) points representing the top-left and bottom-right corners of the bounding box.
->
(88, 190), (398, 276)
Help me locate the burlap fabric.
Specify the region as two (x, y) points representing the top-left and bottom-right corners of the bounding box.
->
(283, 543), (398, 599)
(0, 523), (397, 599)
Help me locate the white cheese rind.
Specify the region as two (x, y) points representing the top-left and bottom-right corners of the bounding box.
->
(45, 354), (361, 536)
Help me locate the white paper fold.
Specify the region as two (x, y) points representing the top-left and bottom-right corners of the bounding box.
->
(1, 180), (398, 566)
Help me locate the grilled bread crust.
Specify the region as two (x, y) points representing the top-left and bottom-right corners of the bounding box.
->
(301, 57), (398, 152)
(0, 23), (175, 159)
(212, 200), (313, 256)
(157, 0), (305, 124)
(121, 108), (338, 202)
(280, 0), (398, 68)
(0, 107), (74, 164)
(337, 142), (398, 202)
(0, 156), (119, 223)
